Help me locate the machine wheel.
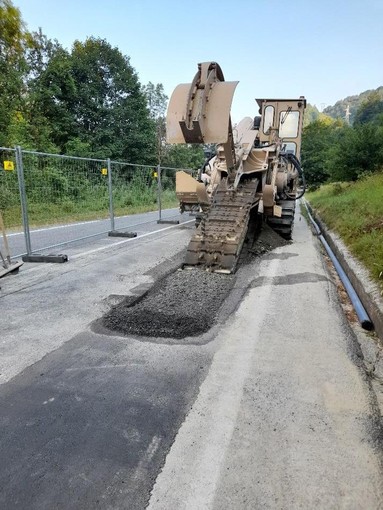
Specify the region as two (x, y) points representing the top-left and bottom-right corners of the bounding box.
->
(267, 199), (296, 240)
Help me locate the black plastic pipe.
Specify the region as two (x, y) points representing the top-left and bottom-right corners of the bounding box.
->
(304, 202), (373, 331)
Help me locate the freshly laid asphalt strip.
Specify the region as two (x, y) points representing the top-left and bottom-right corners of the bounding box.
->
(0, 332), (210, 510)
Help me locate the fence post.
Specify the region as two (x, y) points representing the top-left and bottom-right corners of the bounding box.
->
(107, 159), (136, 238)
(157, 165), (179, 225)
(107, 158), (115, 232)
(157, 164), (162, 222)
(15, 146), (32, 255)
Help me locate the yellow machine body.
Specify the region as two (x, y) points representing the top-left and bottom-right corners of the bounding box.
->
(167, 62), (306, 272)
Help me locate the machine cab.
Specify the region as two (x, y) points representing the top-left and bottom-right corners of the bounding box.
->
(256, 97), (306, 159)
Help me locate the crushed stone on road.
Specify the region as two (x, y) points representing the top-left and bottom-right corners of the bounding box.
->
(101, 223), (289, 340)
(102, 269), (235, 339)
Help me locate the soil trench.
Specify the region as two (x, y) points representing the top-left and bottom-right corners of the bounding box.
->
(101, 224), (288, 340)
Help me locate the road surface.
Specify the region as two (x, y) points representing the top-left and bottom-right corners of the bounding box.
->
(0, 208), (382, 509)
(3, 208), (185, 258)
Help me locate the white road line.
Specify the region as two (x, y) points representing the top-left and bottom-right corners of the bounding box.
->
(71, 220), (194, 259)
(8, 220), (193, 271)
(7, 210), (178, 237)
(7, 219), (102, 236)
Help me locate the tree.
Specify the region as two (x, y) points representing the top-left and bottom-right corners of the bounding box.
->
(161, 144), (204, 169)
(69, 38), (155, 162)
(31, 46), (78, 150)
(0, 0), (31, 145)
(303, 103), (320, 127)
(31, 37), (156, 161)
(0, 3), (63, 150)
(301, 118), (343, 186)
(326, 121), (383, 181)
(143, 82), (168, 164)
(353, 92), (383, 126)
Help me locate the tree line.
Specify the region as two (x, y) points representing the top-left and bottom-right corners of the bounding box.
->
(301, 92), (383, 187)
(0, 0), (203, 168)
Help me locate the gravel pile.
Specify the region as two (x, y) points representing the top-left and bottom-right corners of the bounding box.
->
(102, 223), (289, 340)
(244, 223), (290, 258)
(102, 269), (235, 339)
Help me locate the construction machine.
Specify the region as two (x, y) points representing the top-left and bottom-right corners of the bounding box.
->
(167, 62), (306, 273)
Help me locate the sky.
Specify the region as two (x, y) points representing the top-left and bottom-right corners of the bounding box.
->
(14, 0), (383, 123)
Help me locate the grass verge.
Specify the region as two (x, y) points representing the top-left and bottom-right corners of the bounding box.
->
(306, 172), (383, 295)
(2, 192), (179, 230)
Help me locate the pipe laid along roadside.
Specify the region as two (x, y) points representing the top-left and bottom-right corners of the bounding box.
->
(303, 199), (383, 340)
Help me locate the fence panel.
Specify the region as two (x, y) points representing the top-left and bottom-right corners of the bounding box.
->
(110, 162), (166, 232)
(1, 147), (195, 259)
(20, 151), (110, 254)
(156, 165), (179, 223)
(0, 148), (25, 257)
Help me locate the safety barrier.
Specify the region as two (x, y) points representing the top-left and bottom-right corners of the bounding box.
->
(0, 146), (192, 261)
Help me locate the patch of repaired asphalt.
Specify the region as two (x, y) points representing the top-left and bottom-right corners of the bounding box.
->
(102, 270), (235, 339)
(101, 222), (289, 340)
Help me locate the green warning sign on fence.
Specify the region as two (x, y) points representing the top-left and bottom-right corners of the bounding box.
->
(3, 160), (14, 171)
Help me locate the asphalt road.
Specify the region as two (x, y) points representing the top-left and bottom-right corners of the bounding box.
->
(0, 210), (382, 509)
(3, 208), (185, 259)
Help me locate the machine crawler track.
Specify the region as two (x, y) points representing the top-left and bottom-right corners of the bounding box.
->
(267, 199), (296, 240)
(184, 179), (260, 273)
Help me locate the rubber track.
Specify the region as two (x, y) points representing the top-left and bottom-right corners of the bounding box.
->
(184, 179), (259, 273)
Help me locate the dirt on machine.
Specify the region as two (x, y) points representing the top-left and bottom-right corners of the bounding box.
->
(167, 61), (306, 274)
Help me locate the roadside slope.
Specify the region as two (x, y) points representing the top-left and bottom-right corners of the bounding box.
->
(306, 173), (383, 296)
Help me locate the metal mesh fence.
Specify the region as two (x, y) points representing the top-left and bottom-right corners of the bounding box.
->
(0, 146), (195, 259)
(110, 162), (181, 230)
(0, 147), (23, 258)
(111, 161), (156, 210)
(157, 166), (178, 222)
(19, 151), (110, 254)
(21, 151), (109, 224)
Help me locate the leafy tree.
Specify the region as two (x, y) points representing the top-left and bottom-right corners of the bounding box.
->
(69, 38), (155, 162)
(162, 144), (204, 169)
(30, 37), (156, 162)
(353, 92), (383, 126)
(0, 2), (63, 150)
(24, 30), (65, 151)
(26, 28), (62, 82)
(301, 118), (343, 186)
(144, 82), (167, 119)
(31, 46), (78, 150)
(303, 103), (320, 127)
(0, 0), (31, 145)
(326, 121), (383, 181)
(143, 82), (168, 164)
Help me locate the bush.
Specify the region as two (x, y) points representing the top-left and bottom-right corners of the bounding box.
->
(302, 115), (383, 184)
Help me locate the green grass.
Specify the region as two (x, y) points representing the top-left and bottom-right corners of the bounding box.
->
(2, 189), (178, 229)
(306, 172), (383, 294)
